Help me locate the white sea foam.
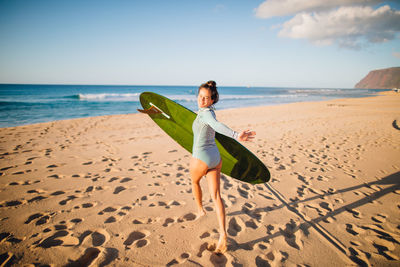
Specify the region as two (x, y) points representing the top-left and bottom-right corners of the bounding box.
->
(75, 93), (288, 102)
(287, 89), (340, 94)
(78, 93), (140, 101)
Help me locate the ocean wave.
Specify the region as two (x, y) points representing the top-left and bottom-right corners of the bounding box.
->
(168, 94), (301, 102)
(77, 93), (140, 101)
(286, 89), (341, 94)
(222, 94), (305, 99)
(166, 95), (196, 102)
(65, 93), (291, 102)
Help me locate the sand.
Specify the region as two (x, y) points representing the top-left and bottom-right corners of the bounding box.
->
(0, 92), (399, 266)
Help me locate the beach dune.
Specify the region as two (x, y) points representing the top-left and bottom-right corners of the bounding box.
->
(0, 93), (399, 266)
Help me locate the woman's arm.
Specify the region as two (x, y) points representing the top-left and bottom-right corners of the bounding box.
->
(201, 109), (239, 139)
(201, 109), (256, 141)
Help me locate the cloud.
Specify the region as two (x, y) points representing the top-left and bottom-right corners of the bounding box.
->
(255, 0), (400, 49)
(277, 5), (400, 48)
(394, 52), (400, 58)
(255, 0), (382, 18)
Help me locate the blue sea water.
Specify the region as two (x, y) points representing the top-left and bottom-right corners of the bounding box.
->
(0, 84), (386, 128)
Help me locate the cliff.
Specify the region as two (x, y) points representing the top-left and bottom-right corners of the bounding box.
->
(355, 67), (400, 89)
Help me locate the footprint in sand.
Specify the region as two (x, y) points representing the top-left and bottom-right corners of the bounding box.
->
(59, 195), (78, 206)
(237, 187), (250, 199)
(25, 213), (44, 224)
(0, 166), (15, 172)
(258, 192), (274, 200)
(349, 246), (371, 266)
(255, 255), (270, 266)
(345, 224), (365, 236)
(162, 218), (175, 227)
(36, 230), (71, 248)
(25, 212), (57, 226)
(319, 201), (333, 212)
(104, 216), (121, 224)
(70, 218), (83, 224)
(262, 250), (289, 265)
(0, 198), (26, 208)
(0, 233), (22, 246)
(83, 229), (110, 247)
(166, 252), (191, 266)
(133, 218), (154, 225)
(296, 185), (308, 198)
(113, 186), (126, 194)
(177, 212), (197, 223)
(81, 202), (96, 209)
(279, 219), (303, 250)
(46, 164), (59, 168)
(123, 230), (150, 249)
(256, 241), (269, 250)
(297, 174), (310, 185)
(241, 202), (263, 221)
(66, 247), (102, 267)
(345, 208), (362, 219)
(120, 177), (133, 183)
(98, 206), (118, 215)
(200, 232), (211, 239)
(245, 219), (260, 230)
(108, 177), (119, 183)
(305, 204), (325, 216)
(371, 213), (387, 223)
(227, 217), (245, 236)
(334, 198), (344, 204)
(362, 224), (400, 244)
(266, 224), (275, 235)
(196, 242), (211, 258)
(204, 206), (214, 212)
(7, 181), (21, 186)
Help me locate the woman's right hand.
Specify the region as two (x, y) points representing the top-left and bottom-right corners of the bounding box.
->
(238, 130), (256, 141)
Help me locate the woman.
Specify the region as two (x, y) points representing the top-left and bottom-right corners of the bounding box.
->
(190, 80), (256, 253)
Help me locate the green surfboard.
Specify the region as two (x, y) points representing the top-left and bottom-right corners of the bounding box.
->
(138, 92), (270, 184)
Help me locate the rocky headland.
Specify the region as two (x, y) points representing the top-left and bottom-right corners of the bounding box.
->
(355, 67), (400, 89)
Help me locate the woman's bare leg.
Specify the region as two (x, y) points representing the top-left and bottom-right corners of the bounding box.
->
(206, 160), (227, 253)
(190, 157), (208, 216)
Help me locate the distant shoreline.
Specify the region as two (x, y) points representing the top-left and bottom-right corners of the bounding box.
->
(0, 91), (393, 129)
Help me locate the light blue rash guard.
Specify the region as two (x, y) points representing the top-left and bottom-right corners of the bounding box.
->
(192, 106), (239, 169)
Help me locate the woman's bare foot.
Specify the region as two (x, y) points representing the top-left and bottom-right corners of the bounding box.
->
(198, 208), (206, 217)
(215, 234), (227, 253)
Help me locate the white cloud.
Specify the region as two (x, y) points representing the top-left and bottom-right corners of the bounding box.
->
(272, 4), (400, 49)
(255, 0), (382, 18)
(394, 52), (400, 58)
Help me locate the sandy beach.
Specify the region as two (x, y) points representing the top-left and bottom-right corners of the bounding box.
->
(0, 92), (399, 266)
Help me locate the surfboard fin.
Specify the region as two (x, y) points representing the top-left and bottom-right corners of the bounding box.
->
(137, 102), (170, 119)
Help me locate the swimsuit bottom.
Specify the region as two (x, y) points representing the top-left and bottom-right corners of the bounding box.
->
(193, 145), (221, 169)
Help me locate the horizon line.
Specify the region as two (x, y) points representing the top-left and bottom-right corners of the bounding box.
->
(0, 82), (361, 90)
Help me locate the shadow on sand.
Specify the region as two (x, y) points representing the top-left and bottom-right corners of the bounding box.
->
(227, 171), (400, 265)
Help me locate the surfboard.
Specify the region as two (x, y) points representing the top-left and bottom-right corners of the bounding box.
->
(138, 92), (270, 184)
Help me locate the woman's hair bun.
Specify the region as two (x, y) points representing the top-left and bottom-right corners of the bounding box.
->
(206, 80), (216, 89)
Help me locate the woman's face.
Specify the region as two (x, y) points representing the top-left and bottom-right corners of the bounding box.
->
(197, 88), (213, 108)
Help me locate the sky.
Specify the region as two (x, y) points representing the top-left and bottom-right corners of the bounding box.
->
(0, 0), (399, 88)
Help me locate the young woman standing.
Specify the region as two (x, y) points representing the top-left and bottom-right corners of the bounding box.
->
(190, 81), (255, 253)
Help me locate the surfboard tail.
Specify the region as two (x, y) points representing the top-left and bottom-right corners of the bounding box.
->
(137, 102), (170, 119)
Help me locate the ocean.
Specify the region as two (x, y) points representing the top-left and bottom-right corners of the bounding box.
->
(0, 84), (386, 128)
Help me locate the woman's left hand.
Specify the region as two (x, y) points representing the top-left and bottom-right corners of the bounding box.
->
(238, 130), (256, 141)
